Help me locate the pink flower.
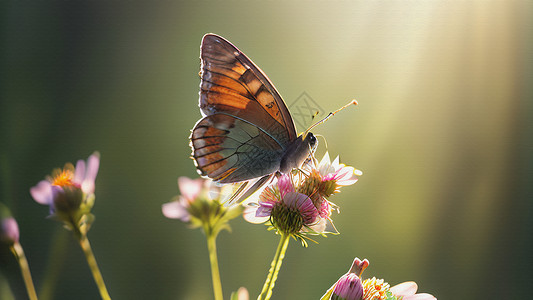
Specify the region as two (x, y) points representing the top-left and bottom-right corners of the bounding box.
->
(162, 176), (243, 234)
(317, 152), (361, 195)
(30, 152), (100, 216)
(390, 282), (436, 300)
(162, 177), (206, 222)
(244, 174), (318, 234)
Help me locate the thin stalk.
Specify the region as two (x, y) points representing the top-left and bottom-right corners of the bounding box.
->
(257, 233), (290, 300)
(77, 235), (111, 300)
(206, 234), (223, 300)
(11, 242), (38, 300)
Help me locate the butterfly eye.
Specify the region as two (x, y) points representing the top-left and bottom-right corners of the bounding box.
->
(307, 132), (317, 147)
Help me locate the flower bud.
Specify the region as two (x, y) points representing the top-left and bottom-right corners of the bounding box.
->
(331, 273), (363, 300)
(0, 217), (19, 245)
(0, 203), (19, 245)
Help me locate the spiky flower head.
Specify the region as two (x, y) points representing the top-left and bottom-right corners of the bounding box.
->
(244, 151), (361, 243)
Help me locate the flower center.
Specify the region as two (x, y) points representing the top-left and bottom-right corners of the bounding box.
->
(362, 277), (391, 300)
(52, 168), (75, 187)
(271, 203), (304, 234)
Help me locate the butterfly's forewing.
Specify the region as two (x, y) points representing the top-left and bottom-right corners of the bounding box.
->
(190, 34), (298, 183)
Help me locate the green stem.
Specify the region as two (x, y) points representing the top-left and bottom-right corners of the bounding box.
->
(257, 233), (290, 300)
(77, 235), (111, 300)
(11, 242), (38, 300)
(207, 234), (223, 300)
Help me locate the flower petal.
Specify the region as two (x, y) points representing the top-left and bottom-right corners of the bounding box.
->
(307, 217), (327, 233)
(73, 159), (86, 185)
(318, 152), (333, 175)
(390, 281), (418, 296)
(277, 174), (294, 198)
(283, 192), (317, 224)
(243, 205), (269, 224)
(402, 294), (437, 300)
(237, 287), (249, 300)
(178, 177), (204, 200)
(82, 152), (100, 194)
(30, 180), (53, 205)
(256, 200), (275, 217)
(162, 200), (190, 222)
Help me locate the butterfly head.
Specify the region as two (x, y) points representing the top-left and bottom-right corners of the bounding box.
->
(305, 132), (317, 152)
(279, 132), (317, 174)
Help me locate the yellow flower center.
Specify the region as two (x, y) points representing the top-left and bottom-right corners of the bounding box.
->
(362, 277), (391, 300)
(51, 165), (76, 187)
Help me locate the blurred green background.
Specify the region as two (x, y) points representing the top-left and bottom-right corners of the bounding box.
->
(1, 0), (532, 299)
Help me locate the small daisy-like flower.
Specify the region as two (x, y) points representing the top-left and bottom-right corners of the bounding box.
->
(30, 152), (100, 234)
(162, 177), (205, 222)
(315, 152), (362, 197)
(162, 176), (243, 236)
(297, 152), (361, 220)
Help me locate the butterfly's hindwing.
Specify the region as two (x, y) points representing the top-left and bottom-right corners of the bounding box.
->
(191, 113), (284, 183)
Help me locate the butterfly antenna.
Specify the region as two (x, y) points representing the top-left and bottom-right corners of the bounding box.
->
(304, 99), (358, 135)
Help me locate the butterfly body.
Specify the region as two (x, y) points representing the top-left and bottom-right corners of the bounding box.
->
(190, 34), (316, 198)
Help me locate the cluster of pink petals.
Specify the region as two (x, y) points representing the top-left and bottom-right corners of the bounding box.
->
(162, 177), (206, 222)
(244, 174), (318, 229)
(30, 153), (100, 213)
(317, 152), (361, 187)
(317, 199), (331, 219)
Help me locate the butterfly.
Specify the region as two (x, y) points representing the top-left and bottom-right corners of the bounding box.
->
(189, 34), (318, 202)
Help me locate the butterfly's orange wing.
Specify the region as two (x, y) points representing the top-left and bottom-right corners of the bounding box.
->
(190, 34), (297, 183)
